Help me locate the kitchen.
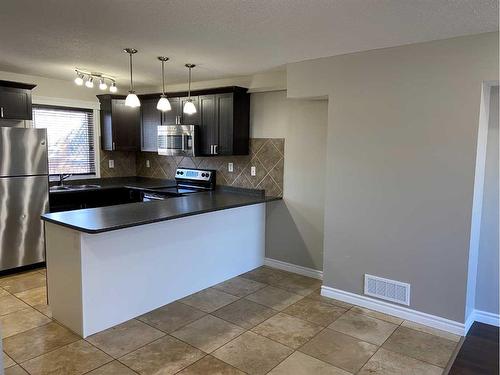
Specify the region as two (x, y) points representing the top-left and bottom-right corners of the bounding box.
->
(0, 2), (499, 375)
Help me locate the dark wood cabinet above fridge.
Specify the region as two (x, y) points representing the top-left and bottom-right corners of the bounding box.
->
(0, 80), (37, 121)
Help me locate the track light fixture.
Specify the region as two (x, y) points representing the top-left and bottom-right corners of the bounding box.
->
(73, 69), (117, 93)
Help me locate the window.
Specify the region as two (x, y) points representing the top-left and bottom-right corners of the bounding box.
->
(32, 105), (96, 175)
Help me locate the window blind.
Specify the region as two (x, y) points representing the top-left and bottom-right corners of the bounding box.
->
(32, 105), (96, 175)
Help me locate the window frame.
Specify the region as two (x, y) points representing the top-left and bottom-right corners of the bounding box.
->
(31, 96), (101, 180)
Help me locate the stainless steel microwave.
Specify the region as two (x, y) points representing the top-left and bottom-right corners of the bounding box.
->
(158, 125), (198, 157)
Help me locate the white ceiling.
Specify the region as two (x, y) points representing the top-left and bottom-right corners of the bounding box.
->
(0, 0), (497, 89)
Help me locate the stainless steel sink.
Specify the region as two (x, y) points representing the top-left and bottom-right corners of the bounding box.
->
(50, 184), (100, 191)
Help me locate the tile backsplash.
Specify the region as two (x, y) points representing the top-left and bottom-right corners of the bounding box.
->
(99, 138), (284, 197)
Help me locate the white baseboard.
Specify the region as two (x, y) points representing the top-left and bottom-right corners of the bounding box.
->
(472, 309), (500, 327)
(321, 286), (465, 336)
(264, 258), (323, 280)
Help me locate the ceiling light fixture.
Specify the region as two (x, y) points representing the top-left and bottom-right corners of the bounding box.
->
(74, 71), (84, 86)
(85, 76), (94, 88)
(124, 48), (140, 107)
(183, 64), (196, 114)
(98, 78), (107, 90)
(109, 81), (117, 93)
(156, 56), (171, 112)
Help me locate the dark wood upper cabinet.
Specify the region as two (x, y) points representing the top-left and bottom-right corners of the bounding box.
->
(0, 80), (36, 120)
(179, 96), (200, 126)
(97, 95), (140, 151)
(140, 99), (161, 152)
(161, 97), (181, 125)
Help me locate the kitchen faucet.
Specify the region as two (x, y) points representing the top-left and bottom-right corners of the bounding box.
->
(58, 173), (72, 186)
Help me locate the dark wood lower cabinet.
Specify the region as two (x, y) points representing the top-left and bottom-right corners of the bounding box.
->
(49, 188), (142, 212)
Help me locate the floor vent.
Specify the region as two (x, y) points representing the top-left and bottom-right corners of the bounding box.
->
(364, 274), (410, 306)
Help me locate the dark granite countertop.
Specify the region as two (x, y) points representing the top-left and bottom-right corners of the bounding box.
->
(49, 176), (176, 194)
(42, 187), (280, 234)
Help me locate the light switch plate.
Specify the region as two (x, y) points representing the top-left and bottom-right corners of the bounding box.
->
(251, 166), (256, 176)
(146, 160), (150, 168)
(228, 162), (233, 172)
(109, 160), (114, 169)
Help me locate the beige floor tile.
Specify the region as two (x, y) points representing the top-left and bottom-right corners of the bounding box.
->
(240, 267), (288, 285)
(0, 308), (51, 338)
(382, 326), (457, 368)
(120, 335), (204, 375)
(14, 287), (47, 307)
(180, 288), (239, 313)
(177, 355), (245, 374)
(0, 273), (46, 293)
(212, 299), (277, 329)
(401, 320), (461, 342)
(213, 331), (293, 375)
(0, 287), (9, 297)
(137, 301), (205, 333)
(5, 365), (29, 375)
(22, 340), (112, 375)
(283, 298), (347, 326)
(268, 351), (351, 375)
(306, 289), (353, 309)
(270, 273), (322, 296)
(246, 286), (303, 311)
(358, 348), (443, 375)
(86, 319), (165, 358)
(213, 276), (266, 297)
(85, 361), (138, 374)
(172, 315), (244, 353)
(3, 351), (16, 368)
(328, 310), (398, 345)
(3, 322), (80, 362)
(349, 306), (404, 325)
(299, 329), (378, 373)
(252, 313), (322, 349)
(0, 295), (30, 316)
(33, 304), (52, 318)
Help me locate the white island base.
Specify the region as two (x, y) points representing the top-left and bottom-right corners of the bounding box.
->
(45, 204), (265, 337)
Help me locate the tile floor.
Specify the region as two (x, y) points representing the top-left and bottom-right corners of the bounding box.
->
(0, 266), (461, 374)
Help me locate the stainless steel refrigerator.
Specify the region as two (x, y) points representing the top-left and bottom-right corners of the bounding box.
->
(0, 127), (49, 272)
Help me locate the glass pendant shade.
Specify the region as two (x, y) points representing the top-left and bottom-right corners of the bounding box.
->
(125, 91), (140, 107)
(157, 95), (171, 111)
(183, 99), (196, 114)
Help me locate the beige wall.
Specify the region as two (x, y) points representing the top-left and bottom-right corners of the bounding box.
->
(287, 32), (499, 322)
(251, 91), (328, 270)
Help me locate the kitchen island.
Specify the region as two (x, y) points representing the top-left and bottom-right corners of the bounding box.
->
(42, 187), (278, 337)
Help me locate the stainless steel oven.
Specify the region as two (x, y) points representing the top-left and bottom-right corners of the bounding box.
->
(158, 125), (198, 156)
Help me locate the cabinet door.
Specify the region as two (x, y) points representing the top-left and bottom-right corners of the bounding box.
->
(198, 95), (217, 155)
(0, 88), (32, 120)
(111, 100), (140, 151)
(161, 97), (181, 125)
(141, 99), (161, 152)
(216, 93), (234, 155)
(180, 96), (200, 125)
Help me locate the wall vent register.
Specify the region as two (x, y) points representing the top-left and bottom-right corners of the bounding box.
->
(364, 274), (410, 306)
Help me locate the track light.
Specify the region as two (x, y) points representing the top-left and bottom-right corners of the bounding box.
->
(85, 76), (94, 88)
(99, 78), (107, 90)
(109, 81), (117, 93)
(74, 72), (84, 86)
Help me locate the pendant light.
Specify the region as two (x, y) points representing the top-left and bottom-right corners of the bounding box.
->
(183, 64), (196, 114)
(156, 57), (171, 112)
(124, 48), (140, 107)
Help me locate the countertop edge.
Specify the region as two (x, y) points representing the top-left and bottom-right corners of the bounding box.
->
(42, 196), (281, 234)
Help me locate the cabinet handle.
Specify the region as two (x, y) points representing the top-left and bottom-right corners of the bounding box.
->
(214, 145), (218, 155)
(210, 145), (213, 154)
(112, 142), (115, 150)
(0, 107), (3, 118)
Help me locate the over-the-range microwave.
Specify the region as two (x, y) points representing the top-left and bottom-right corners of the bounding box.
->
(157, 125), (198, 157)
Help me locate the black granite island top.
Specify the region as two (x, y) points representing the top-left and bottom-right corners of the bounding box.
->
(42, 188), (280, 234)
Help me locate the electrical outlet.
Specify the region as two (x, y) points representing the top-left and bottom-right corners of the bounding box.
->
(108, 159), (114, 169)
(146, 160), (150, 168)
(251, 166), (256, 176)
(228, 162), (234, 172)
